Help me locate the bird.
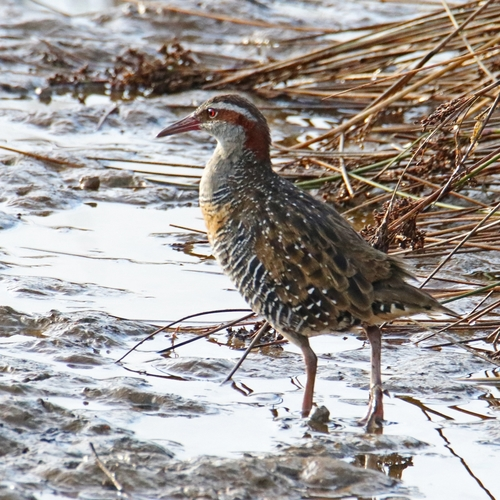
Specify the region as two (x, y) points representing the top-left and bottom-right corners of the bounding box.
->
(156, 94), (458, 431)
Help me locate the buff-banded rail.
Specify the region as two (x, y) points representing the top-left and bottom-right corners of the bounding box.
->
(156, 94), (457, 431)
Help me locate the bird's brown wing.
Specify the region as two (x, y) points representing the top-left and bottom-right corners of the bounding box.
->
(244, 190), (390, 331)
(246, 184), (452, 332)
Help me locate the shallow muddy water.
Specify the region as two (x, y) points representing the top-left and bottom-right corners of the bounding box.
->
(0, 1), (499, 499)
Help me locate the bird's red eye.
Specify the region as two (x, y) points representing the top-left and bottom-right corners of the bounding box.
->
(207, 108), (217, 119)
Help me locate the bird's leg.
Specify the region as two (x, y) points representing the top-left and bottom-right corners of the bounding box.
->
(359, 324), (384, 432)
(295, 335), (317, 418)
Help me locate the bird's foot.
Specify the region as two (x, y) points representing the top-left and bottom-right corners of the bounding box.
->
(358, 384), (384, 433)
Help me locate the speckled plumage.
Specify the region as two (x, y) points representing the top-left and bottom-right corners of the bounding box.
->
(157, 94), (457, 430)
(202, 173), (445, 338)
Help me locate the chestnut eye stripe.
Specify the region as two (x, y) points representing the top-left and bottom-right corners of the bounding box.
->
(208, 102), (258, 122)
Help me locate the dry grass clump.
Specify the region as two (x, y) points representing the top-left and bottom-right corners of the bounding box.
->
(48, 43), (207, 99)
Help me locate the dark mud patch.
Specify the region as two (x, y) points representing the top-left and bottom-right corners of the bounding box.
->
(0, 305), (416, 499)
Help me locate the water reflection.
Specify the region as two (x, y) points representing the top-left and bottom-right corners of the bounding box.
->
(355, 453), (414, 480)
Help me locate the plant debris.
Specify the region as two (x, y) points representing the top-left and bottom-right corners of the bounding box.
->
(47, 43), (209, 99)
(361, 198), (426, 252)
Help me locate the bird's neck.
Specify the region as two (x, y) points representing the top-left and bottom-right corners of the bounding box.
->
(200, 139), (273, 206)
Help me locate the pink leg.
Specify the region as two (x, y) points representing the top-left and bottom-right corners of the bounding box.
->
(359, 325), (384, 432)
(297, 336), (317, 418)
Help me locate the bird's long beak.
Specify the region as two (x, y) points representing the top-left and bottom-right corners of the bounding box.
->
(156, 114), (201, 138)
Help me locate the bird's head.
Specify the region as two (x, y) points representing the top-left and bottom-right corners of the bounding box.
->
(157, 94), (271, 162)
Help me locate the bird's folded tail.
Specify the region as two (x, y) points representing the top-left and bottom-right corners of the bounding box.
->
(371, 281), (460, 321)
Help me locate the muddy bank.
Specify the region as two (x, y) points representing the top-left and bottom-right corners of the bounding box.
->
(1, 304), (495, 499)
